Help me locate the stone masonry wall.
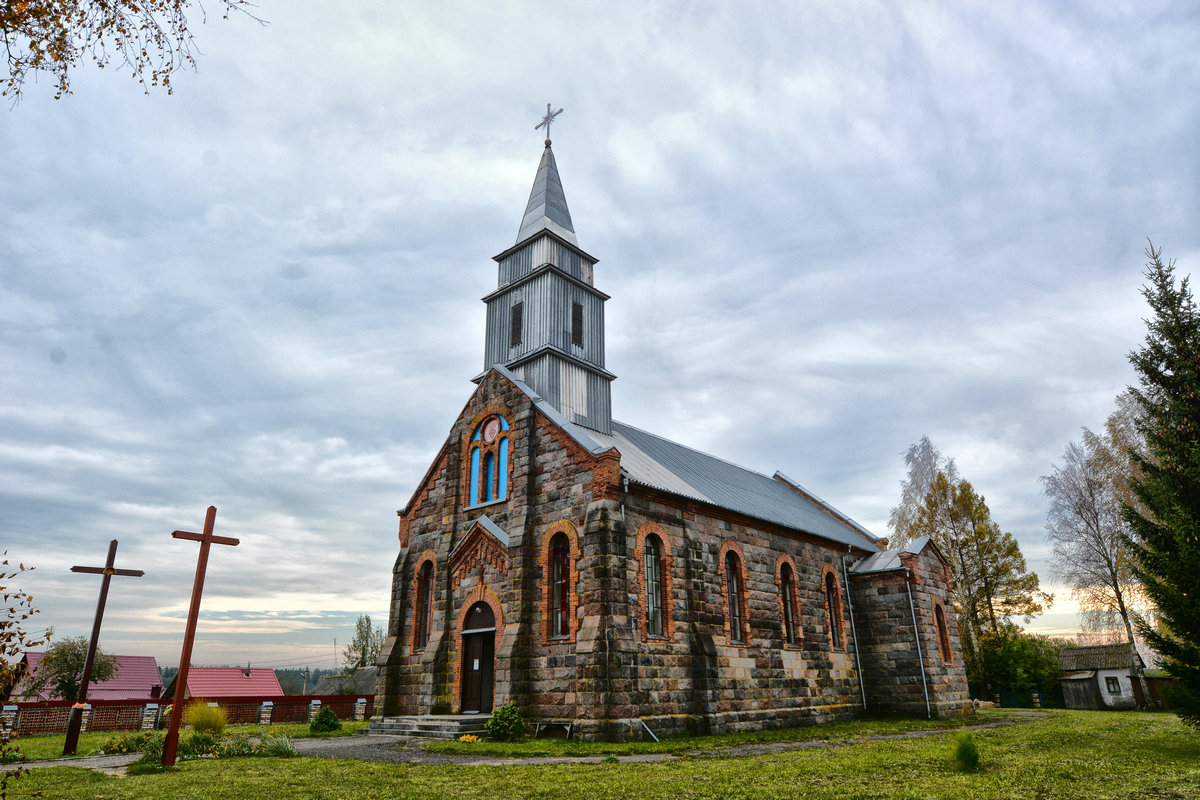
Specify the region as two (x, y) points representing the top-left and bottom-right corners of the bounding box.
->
(377, 370), (615, 720)
(376, 370), (968, 736)
(850, 544), (970, 717)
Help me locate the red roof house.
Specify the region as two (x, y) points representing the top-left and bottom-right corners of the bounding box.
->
(11, 653), (164, 701)
(163, 667), (284, 700)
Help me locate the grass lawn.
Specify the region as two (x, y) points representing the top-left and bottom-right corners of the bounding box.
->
(423, 712), (988, 756)
(9, 720), (370, 761)
(17, 710), (1200, 799)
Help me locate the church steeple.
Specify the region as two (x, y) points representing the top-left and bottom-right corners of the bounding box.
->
(516, 142), (578, 246)
(478, 129), (614, 434)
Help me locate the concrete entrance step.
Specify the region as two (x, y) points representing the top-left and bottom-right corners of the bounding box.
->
(369, 714), (490, 739)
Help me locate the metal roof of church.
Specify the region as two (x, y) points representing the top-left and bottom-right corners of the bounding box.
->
(516, 141), (578, 245)
(489, 365), (880, 550)
(591, 421), (881, 551)
(849, 535), (934, 574)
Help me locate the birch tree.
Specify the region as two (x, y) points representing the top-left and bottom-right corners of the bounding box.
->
(1042, 395), (1151, 703)
(888, 435), (958, 548)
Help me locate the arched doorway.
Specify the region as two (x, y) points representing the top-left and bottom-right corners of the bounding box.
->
(460, 601), (495, 714)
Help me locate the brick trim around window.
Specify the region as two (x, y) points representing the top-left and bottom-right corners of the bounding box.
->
(409, 550), (438, 653)
(461, 404), (513, 508)
(933, 598), (953, 665)
(821, 563), (847, 652)
(718, 540), (751, 646)
(540, 520), (580, 644)
(634, 521), (675, 642)
(774, 554), (803, 649)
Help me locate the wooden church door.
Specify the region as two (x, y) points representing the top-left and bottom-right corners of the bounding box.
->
(460, 602), (496, 714)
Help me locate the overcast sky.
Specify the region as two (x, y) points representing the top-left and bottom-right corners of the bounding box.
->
(3, 1), (1197, 672)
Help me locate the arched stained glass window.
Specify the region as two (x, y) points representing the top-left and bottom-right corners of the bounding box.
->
(468, 415), (510, 505)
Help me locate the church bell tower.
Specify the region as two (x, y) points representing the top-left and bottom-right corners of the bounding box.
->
(478, 124), (614, 434)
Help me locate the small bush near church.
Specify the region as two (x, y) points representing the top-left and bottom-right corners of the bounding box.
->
(484, 701), (525, 742)
(310, 707), (342, 734)
(954, 731), (980, 771)
(183, 702), (227, 737)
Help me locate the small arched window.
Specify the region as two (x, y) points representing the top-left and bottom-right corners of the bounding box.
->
(550, 532), (571, 638)
(725, 550), (745, 644)
(644, 534), (664, 637)
(414, 561), (434, 650)
(780, 563), (798, 646)
(935, 603), (953, 664)
(468, 415), (510, 506)
(825, 571), (843, 650)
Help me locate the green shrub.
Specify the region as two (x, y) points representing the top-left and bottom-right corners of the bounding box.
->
(128, 733), (167, 772)
(257, 734), (299, 757)
(309, 706), (342, 734)
(179, 731), (219, 759)
(183, 702), (227, 737)
(214, 734), (256, 758)
(954, 731), (980, 771)
(484, 701), (526, 742)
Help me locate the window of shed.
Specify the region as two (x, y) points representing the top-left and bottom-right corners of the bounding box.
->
(1106, 677), (1121, 694)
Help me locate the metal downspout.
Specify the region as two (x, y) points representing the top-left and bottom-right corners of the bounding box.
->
(842, 554), (866, 710)
(905, 568), (932, 719)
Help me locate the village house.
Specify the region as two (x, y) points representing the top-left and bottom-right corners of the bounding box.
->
(10, 652), (164, 701)
(373, 136), (970, 740)
(162, 666), (283, 701)
(1058, 644), (1146, 710)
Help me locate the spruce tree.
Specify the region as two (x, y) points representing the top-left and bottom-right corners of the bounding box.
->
(1125, 242), (1200, 725)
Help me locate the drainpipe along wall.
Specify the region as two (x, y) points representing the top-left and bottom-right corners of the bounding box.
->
(905, 568), (932, 719)
(841, 553), (867, 710)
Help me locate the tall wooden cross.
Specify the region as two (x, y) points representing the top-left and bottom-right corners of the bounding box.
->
(161, 506), (239, 767)
(63, 539), (144, 755)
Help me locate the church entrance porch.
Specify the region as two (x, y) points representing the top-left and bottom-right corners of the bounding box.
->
(460, 602), (495, 714)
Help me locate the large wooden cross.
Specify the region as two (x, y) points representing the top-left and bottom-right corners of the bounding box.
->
(162, 506), (239, 767)
(63, 539), (144, 756)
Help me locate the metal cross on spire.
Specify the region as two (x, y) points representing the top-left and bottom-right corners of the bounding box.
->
(63, 539), (145, 756)
(535, 103), (563, 144)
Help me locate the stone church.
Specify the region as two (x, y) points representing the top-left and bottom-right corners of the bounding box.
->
(373, 137), (969, 740)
